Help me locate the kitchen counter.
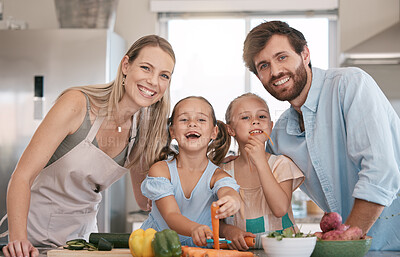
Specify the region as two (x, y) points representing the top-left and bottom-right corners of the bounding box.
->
(1, 248), (400, 257)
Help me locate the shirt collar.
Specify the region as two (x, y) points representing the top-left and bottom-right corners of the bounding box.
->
(301, 67), (325, 113)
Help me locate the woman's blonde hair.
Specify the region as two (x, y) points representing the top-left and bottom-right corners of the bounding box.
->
(158, 96), (231, 166)
(61, 35), (176, 172)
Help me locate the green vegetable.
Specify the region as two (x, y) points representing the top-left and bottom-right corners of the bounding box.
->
(267, 228), (315, 241)
(97, 237), (113, 251)
(151, 229), (182, 257)
(89, 233), (130, 248)
(66, 243), (85, 250)
(63, 238), (98, 251)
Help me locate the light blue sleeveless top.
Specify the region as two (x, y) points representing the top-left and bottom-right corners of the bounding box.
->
(140, 158), (239, 247)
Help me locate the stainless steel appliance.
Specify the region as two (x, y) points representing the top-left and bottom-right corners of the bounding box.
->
(0, 29), (126, 243)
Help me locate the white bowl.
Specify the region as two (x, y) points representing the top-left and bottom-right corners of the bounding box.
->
(261, 236), (317, 257)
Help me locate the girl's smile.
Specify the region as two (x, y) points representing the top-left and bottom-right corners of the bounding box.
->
(228, 95), (273, 146)
(170, 98), (218, 151)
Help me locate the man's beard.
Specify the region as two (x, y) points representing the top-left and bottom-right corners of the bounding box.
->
(264, 63), (308, 102)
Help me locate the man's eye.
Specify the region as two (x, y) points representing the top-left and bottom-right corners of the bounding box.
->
(260, 63), (268, 70)
(279, 55), (287, 61)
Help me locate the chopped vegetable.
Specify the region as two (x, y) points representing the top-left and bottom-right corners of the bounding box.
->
(97, 237), (113, 251)
(267, 228), (315, 241)
(63, 238), (98, 251)
(210, 203), (220, 250)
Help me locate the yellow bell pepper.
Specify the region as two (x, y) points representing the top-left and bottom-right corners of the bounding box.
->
(129, 228), (157, 257)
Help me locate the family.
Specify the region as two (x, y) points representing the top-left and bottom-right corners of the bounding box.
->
(2, 20), (400, 257)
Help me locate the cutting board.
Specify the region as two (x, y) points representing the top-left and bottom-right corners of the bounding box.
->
(47, 248), (132, 257)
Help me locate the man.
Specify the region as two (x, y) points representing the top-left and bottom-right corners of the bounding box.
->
(243, 20), (400, 250)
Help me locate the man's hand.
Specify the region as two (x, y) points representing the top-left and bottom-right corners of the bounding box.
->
(345, 198), (384, 235)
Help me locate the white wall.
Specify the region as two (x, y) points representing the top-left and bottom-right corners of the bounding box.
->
(339, 0), (399, 52)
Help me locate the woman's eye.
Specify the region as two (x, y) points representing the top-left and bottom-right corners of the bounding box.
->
(161, 74), (170, 80)
(141, 65), (150, 71)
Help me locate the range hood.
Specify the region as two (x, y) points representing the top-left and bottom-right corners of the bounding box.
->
(342, 22), (400, 65)
(341, 22), (400, 100)
(54, 0), (118, 29)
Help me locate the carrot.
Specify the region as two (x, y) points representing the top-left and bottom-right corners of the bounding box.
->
(181, 246), (206, 257)
(219, 236), (255, 249)
(211, 203), (220, 249)
(263, 131), (274, 146)
(181, 246), (190, 257)
(204, 249), (254, 257)
(188, 248), (207, 257)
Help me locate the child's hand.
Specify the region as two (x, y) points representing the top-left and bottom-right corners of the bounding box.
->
(223, 226), (256, 251)
(245, 136), (268, 166)
(191, 225), (213, 247)
(213, 196), (241, 219)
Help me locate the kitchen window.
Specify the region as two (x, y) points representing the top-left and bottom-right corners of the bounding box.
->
(159, 14), (337, 123)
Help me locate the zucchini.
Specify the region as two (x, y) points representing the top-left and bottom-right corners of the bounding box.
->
(89, 233), (130, 248)
(64, 239), (91, 250)
(97, 237), (113, 251)
(66, 239), (87, 245)
(68, 244), (85, 250)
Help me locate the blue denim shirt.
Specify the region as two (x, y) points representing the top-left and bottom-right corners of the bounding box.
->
(267, 67), (400, 250)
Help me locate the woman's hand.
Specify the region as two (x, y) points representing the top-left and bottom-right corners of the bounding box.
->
(190, 225), (213, 247)
(3, 239), (39, 257)
(222, 225), (255, 251)
(214, 195), (241, 219)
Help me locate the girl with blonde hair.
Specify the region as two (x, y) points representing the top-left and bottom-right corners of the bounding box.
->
(2, 35), (175, 257)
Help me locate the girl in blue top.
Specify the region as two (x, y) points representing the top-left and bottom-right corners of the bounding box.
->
(141, 96), (241, 247)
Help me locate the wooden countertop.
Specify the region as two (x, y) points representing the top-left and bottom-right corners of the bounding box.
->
(1, 248), (399, 257)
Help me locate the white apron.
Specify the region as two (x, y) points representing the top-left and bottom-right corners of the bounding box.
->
(27, 115), (133, 247)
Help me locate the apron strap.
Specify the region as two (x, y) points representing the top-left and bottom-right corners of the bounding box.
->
(86, 116), (105, 142)
(0, 214), (8, 238)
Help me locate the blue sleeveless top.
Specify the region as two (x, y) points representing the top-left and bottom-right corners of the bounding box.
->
(140, 158), (239, 247)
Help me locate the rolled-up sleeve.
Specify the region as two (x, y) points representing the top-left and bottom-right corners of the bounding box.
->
(342, 69), (400, 206)
(141, 176), (174, 201)
(211, 177), (240, 195)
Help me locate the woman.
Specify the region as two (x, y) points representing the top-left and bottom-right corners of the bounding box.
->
(2, 35), (175, 257)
